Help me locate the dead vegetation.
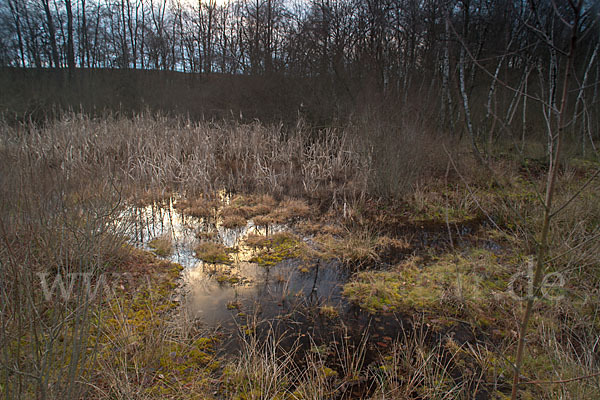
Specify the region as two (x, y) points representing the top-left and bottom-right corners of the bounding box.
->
(148, 234), (173, 257)
(178, 197), (219, 219)
(314, 231), (381, 267)
(0, 111), (598, 399)
(0, 113), (368, 201)
(194, 242), (235, 265)
(221, 214), (248, 230)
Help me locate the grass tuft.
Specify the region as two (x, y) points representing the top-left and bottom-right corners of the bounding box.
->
(194, 242), (235, 264)
(247, 232), (311, 267)
(221, 214), (248, 230)
(148, 235), (173, 257)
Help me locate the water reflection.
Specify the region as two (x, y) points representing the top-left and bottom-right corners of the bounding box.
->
(124, 198), (347, 328)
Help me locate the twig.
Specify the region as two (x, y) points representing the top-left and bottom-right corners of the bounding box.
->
(547, 229), (600, 267)
(522, 371), (600, 385)
(550, 168), (600, 218)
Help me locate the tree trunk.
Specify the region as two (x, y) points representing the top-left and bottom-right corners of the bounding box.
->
(459, 48), (483, 163)
(8, 0), (26, 67)
(41, 0), (60, 68)
(510, 3), (581, 398)
(65, 0), (76, 71)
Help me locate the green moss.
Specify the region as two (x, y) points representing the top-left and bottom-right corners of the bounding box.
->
(320, 366), (338, 378)
(343, 250), (512, 315)
(153, 337), (218, 395)
(168, 263), (184, 278)
(227, 301), (241, 310)
(319, 305), (339, 319)
(412, 204), (478, 224)
(248, 232), (310, 267)
(194, 242), (235, 264)
(342, 271), (403, 313)
(88, 249), (221, 398)
(214, 270), (241, 285)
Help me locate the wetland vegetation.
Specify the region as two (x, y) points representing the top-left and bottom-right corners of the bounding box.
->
(1, 112), (598, 399)
(1, 1), (599, 399)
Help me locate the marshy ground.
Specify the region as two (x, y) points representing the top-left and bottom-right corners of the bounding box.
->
(1, 114), (599, 399)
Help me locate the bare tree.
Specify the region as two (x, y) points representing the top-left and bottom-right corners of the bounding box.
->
(41, 0), (59, 67)
(510, 2), (586, 397)
(65, 0), (75, 70)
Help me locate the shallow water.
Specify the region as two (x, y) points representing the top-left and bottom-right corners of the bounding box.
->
(121, 196), (416, 371)
(124, 198), (348, 328)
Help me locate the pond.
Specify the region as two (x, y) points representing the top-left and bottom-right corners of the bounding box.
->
(126, 198), (346, 320)
(122, 196), (408, 359)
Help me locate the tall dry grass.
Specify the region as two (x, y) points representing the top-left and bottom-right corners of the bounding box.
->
(0, 110), (452, 203)
(0, 117), (130, 398)
(0, 111), (464, 398)
(0, 113), (377, 201)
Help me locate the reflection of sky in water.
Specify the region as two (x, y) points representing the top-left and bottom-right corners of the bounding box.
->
(123, 199), (346, 327)
(184, 259), (345, 325)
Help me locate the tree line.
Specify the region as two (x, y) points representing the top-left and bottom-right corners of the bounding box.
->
(0, 0), (599, 149)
